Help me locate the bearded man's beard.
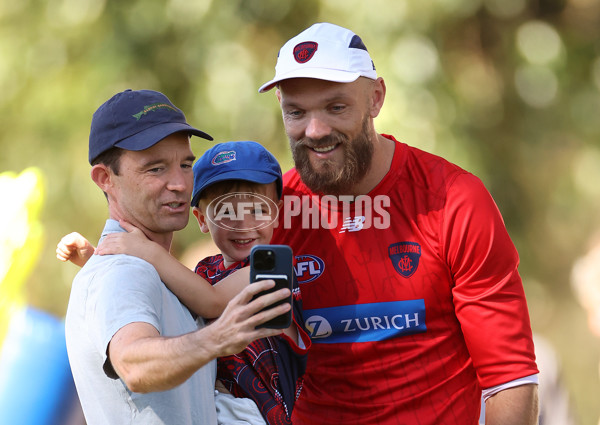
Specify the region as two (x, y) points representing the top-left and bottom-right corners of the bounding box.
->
(290, 117), (374, 196)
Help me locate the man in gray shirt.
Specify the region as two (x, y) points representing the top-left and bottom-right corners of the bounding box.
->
(65, 89), (291, 424)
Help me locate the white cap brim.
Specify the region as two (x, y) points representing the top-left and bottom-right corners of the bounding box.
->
(259, 68), (376, 93)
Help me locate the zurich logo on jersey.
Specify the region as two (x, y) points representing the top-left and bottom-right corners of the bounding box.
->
(304, 300), (426, 343)
(388, 242), (421, 278)
(294, 254), (325, 283)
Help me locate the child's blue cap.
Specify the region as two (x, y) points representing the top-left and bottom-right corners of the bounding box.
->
(192, 141), (283, 207)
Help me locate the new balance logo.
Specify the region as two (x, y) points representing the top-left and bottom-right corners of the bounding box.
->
(339, 216), (366, 233)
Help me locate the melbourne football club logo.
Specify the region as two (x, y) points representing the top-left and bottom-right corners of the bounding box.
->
(388, 242), (421, 278)
(294, 254), (325, 283)
(293, 42), (318, 63)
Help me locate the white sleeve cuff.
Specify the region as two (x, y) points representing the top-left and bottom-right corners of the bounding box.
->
(482, 374), (539, 401)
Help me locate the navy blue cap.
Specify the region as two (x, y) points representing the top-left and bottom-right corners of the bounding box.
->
(192, 141), (283, 207)
(89, 89), (213, 164)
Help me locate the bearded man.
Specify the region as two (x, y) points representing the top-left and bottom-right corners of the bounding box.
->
(261, 23), (540, 425)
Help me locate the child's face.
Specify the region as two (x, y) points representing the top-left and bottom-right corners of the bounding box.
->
(192, 181), (281, 267)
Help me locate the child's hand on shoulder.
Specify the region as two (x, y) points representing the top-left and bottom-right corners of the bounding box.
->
(96, 221), (163, 263)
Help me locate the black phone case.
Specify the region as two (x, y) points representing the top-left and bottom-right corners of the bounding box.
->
(250, 245), (294, 329)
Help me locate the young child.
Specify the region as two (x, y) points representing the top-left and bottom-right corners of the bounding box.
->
(57, 141), (310, 425)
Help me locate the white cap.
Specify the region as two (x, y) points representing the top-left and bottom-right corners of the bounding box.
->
(258, 22), (377, 93)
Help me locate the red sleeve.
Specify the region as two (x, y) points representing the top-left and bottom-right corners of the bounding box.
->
(442, 173), (538, 388)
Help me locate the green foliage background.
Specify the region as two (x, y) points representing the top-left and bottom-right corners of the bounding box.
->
(1, 0), (599, 423)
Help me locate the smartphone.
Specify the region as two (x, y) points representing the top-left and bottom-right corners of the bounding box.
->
(250, 244), (294, 329)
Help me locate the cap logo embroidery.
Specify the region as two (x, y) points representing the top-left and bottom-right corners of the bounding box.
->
(132, 103), (178, 120)
(293, 42), (318, 63)
(211, 150), (236, 165)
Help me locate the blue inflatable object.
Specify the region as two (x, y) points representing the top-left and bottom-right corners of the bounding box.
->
(0, 307), (82, 425)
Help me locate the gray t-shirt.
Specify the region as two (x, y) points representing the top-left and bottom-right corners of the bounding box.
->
(65, 219), (217, 424)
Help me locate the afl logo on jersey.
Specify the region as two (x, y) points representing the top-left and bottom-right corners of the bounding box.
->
(294, 254), (325, 284)
(388, 242), (421, 278)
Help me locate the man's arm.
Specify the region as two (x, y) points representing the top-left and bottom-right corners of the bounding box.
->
(484, 384), (539, 425)
(108, 279), (291, 393)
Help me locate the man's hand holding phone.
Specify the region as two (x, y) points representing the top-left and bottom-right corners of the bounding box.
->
(206, 278), (292, 357)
